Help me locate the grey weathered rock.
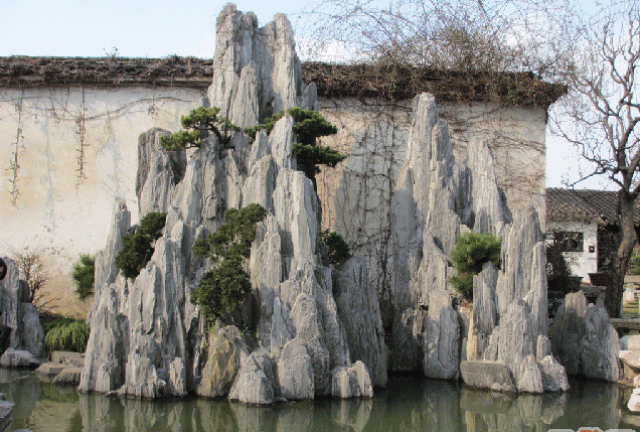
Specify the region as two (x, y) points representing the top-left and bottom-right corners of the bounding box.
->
(136, 127), (185, 204)
(549, 290), (622, 382)
(630, 388), (640, 412)
(620, 350), (640, 369)
(467, 263), (499, 361)
(208, 4), (313, 125)
(460, 206), (567, 394)
(621, 335), (640, 351)
(229, 352), (277, 404)
(51, 351), (85, 368)
(538, 355), (570, 392)
(331, 361), (373, 398)
(517, 355), (544, 393)
(52, 367), (83, 385)
(498, 300), (536, 389)
(459, 360), (516, 393)
(0, 259), (45, 359)
(467, 139), (511, 236)
(277, 338), (314, 400)
(0, 398), (13, 432)
(0, 348), (41, 368)
(422, 290), (460, 379)
(197, 325), (248, 398)
(78, 278), (129, 394)
(113, 239), (191, 398)
(36, 362), (66, 376)
(92, 198), (130, 296)
(334, 257), (388, 388)
(496, 207), (548, 337)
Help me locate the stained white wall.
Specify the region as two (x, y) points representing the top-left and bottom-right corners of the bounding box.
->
(0, 86), (204, 315)
(546, 221), (599, 281)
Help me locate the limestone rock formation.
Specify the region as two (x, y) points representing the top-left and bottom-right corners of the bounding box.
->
(80, 3), (576, 401)
(334, 257), (388, 387)
(461, 207), (568, 393)
(0, 394), (13, 432)
(80, 5), (374, 401)
(228, 352), (277, 404)
(549, 290), (622, 382)
(197, 325), (248, 398)
(0, 349), (41, 368)
(331, 361), (374, 398)
(277, 339), (314, 400)
(0, 259), (45, 359)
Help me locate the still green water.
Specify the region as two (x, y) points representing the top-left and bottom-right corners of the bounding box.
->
(1, 368), (639, 432)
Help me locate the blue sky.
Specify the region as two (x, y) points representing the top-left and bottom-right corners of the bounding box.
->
(1, 0), (612, 190)
(1, 1), (308, 58)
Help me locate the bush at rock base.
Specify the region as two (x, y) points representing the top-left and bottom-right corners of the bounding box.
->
(115, 212), (166, 279)
(319, 230), (352, 266)
(191, 204), (266, 326)
(44, 318), (90, 353)
(449, 232), (502, 300)
(72, 254), (95, 300)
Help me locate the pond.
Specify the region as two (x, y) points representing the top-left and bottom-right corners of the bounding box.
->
(1, 369), (639, 432)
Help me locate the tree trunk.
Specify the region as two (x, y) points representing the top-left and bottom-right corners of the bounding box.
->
(605, 191), (638, 318)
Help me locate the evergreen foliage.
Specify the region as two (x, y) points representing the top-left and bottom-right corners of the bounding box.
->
(319, 229), (352, 266)
(44, 319), (90, 353)
(191, 204), (267, 325)
(244, 108), (343, 186)
(115, 212), (166, 280)
(244, 111), (285, 144)
(160, 107), (240, 150)
(448, 232), (502, 300)
(72, 254), (95, 300)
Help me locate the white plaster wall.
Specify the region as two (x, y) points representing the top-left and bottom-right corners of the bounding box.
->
(546, 221), (599, 281)
(0, 86), (204, 316)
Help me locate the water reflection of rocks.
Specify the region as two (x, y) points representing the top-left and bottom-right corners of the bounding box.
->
(0, 371), (635, 432)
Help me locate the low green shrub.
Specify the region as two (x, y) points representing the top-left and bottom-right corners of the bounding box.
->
(191, 204), (267, 325)
(319, 230), (352, 266)
(44, 320), (90, 353)
(72, 254), (95, 300)
(448, 232), (502, 300)
(115, 212), (166, 280)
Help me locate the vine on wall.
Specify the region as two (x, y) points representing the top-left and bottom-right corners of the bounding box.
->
(75, 88), (88, 184)
(1, 86), (201, 207)
(7, 90), (24, 207)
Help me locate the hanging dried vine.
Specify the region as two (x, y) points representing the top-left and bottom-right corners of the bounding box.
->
(7, 90), (24, 207)
(75, 87), (88, 184)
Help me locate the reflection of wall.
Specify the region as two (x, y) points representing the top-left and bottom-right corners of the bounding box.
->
(546, 221), (598, 280)
(0, 86), (203, 315)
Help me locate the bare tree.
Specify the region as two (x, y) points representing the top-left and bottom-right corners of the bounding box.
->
(552, 1), (640, 317)
(8, 248), (52, 310)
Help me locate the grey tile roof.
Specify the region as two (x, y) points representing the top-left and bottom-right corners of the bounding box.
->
(546, 187), (640, 225)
